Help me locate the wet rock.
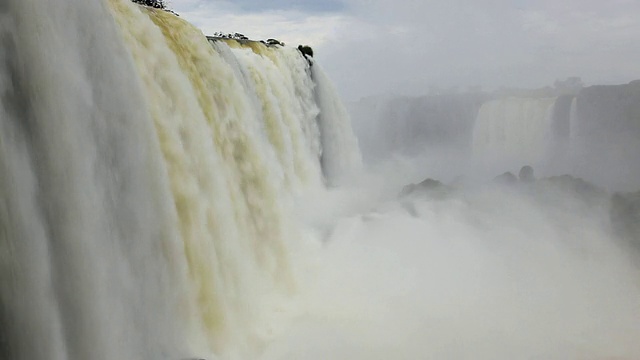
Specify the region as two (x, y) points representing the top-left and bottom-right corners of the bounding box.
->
(399, 178), (451, 199)
(610, 190), (640, 246)
(535, 174), (607, 209)
(297, 44), (313, 58)
(518, 165), (535, 183)
(539, 174), (602, 196)
(297, 45), (314, 66)
(493, 171), (518, 185)
(266, 38), (284, 46)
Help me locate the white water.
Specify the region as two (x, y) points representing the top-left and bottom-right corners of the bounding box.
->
(472, 91), (640, 189)
(311, 63), (363, 186)
(1, 1), (186, 359)
(0, 0), (359, 359)
(3, 1), (640, 360)
(472, 97), (556, 174)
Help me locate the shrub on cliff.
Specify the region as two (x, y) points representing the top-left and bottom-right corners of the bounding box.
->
(131, 0), (166, 9)
(297, 45), (314, 58)
(212, 32), (249, 40)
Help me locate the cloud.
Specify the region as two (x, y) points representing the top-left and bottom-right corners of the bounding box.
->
(217, 0), (345, 13)
(170, 0), (354, 48)
(320, 0), (640, 99)
(170, 0), (640, 100)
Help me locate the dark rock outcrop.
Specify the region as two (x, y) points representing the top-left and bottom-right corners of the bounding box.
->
(266, 38), (284, 46)
(400, 178), (452, 199)
(610, 190), (640, 246)
(569, 81), (640, 188)
(297, 45), (314, 66)
(297, 45), (313, 58)
(534, 174), (607, 210)
(493, 171), (517, 185)
(539, 174), (601, 195)
(518, 165), (535, 183)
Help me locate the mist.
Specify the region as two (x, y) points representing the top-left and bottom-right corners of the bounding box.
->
(258, 166), (640, 359)
(265, 19), (640, 355)
(304, 61), (640, 357)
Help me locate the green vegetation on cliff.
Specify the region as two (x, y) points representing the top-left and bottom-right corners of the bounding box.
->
(131, 0), (166, 10)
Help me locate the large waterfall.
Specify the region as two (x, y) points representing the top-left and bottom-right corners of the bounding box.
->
(0, 1), (360, 359)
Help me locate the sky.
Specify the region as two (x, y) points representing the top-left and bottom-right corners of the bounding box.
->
(169, 0), (640, 100)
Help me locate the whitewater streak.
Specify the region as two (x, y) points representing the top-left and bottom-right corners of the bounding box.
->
(0, 1), (360, 359)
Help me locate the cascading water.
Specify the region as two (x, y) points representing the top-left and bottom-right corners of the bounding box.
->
(0, 0), (361, 359)
(472, 96), (556, 172)
(469, 83), (640, 188)
(1, 1), (188, 359)
(212, 38), (324, 193)
(311, 64), (362, 186)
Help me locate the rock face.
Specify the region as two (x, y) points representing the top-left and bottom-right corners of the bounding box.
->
(297, 45), (313, 58)
(266, 38), (284, 46)
(569, 81), (640, 189)
(400, 170), (606, 206)
(610, 190), (640, 247)
(518, 165), (535, 183)
(297, 45), (314, 66)
(493, 171), (518, 185)
(396, 172), (640, 254)
(535, 174), (606, 207)
(400, 178), (451, 199)
(573, 81), (640, 138)
(539, 174), (601, 194)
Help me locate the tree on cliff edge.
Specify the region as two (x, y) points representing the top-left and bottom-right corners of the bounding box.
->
(131, 0), (166, 9)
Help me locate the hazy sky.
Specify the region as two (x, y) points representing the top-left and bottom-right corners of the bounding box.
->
(170, 0), (640, 100)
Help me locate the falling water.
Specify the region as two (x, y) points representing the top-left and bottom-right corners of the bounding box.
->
(0, 0), (360, 359)
(472, 96), (556, 172)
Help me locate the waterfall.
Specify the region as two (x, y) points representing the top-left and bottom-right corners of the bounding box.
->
(311, 64), (363, 186)
(0, 1), (361, 359)
(546, 95), (574, 172)
(472, 96), (556, 172)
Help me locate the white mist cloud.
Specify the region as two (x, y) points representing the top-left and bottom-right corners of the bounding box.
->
(263, 180), (640, 359)
(170, 0), (640, 102)
(321, 0), (640, 99)
(169, 0), (356, 49)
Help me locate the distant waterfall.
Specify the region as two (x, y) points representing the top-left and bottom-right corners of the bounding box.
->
(472, 97), (557, 171)
(0, 1), (361, 359)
